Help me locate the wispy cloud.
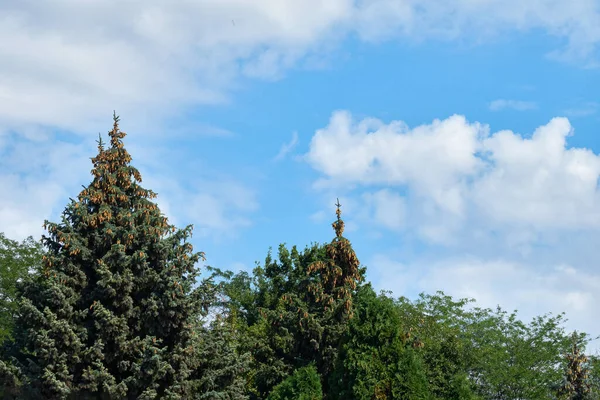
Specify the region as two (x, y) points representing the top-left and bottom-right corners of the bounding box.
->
(489, 99), (538, 111)
(274, 131), (299, 161)
(564, 102), (599, 118)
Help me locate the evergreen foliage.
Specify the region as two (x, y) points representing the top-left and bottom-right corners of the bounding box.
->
(2, 114), (206, 399)
(186, 314), (250, 399)
(235, 243), (329, 398)
(219, 200), (365, 398)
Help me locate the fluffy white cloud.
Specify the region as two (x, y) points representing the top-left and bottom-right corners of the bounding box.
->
(0, 0), (353, 133)
(476, 118), (600, 230)
(306, 111), (600, 244)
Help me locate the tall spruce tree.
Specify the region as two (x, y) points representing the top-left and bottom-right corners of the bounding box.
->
(305, 199), (365, 384)
(2, 114), (205, 399)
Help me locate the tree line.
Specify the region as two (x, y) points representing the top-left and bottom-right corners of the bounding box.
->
(0, 114), (598, 399)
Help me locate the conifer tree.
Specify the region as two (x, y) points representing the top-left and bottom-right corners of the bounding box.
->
(305, 199), (365, 382)
(186, 313), (250, 399)
(2, 113), (205, 399)
(252, 200), (364, 396)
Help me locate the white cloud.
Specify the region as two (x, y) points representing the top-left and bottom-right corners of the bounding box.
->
(274, 131), (299, 161)
(0, 0), (354, 134)
(475, 119), (600, 230)
(306, 111), (484, 191)
(0, 0), (598, 136)
(306, 111), (600, 244)
(489, 99), (538, 111)
(353, 0), (600, 64)
(362, 189), (407, 231)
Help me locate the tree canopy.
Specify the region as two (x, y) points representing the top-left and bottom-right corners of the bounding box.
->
(0, 113), (598, 399)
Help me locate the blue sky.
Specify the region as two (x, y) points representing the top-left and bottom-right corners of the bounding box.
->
(1, 0), (600, 349)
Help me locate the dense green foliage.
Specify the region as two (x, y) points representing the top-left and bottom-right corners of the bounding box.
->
(0, 234), (43, 344)
(266, 365), (322, 400)
(185, 314), (250, 399)
(0, 114), (598, 399)
(329, 285), (433, 400)
(396, 292), (584, 399)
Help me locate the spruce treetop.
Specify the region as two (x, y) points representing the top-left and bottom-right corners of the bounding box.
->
(333, 198), (344, 239)
(307, 199), (363, 315)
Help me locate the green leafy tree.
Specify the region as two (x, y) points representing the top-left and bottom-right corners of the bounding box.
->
(0, 233), (43, 344)
(267, 365), (322, 400)
(397, 292), (481, 399)
(397, 291), (582, 399)
(329, 285), (432, 400)
(472, 309), (578, 399)
(233, 243), (329, 398)
(1, 114), (207, 399)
